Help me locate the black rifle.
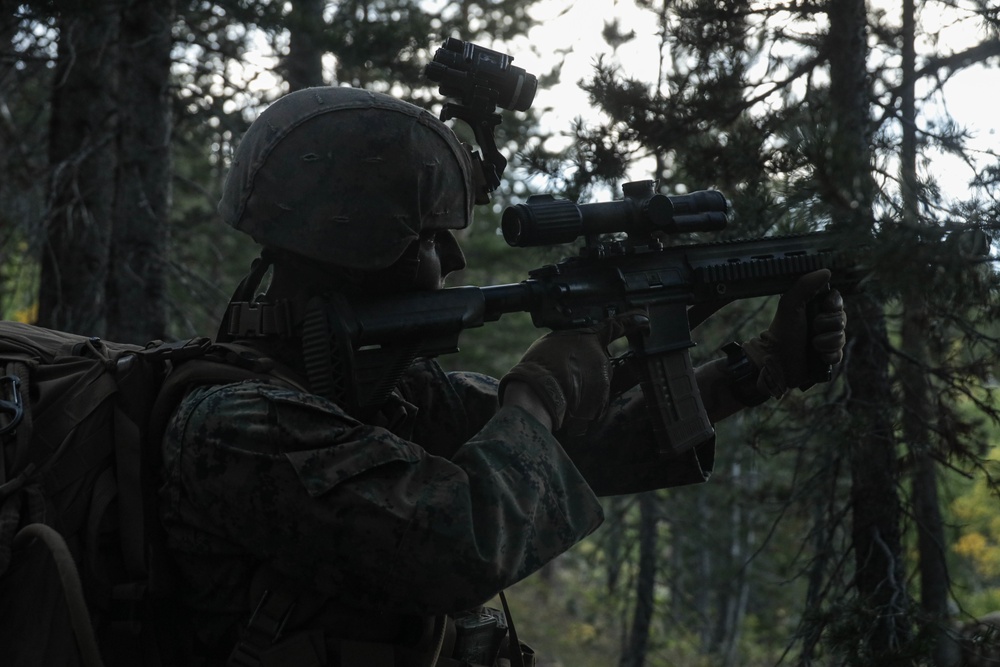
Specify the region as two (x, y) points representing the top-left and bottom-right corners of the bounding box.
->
(298, 179), (867, 458)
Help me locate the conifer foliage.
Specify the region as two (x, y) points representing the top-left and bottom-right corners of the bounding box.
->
(3, 2), (1000, 665)
(540, 1), (1000, 665)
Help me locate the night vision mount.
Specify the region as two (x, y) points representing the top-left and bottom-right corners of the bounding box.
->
(424, 38), (538, 203)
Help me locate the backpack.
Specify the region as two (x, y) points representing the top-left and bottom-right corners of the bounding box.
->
(0, 321), (287, 667)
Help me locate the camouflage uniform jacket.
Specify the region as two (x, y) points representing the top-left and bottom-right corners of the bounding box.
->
(159, 357), (714, 655)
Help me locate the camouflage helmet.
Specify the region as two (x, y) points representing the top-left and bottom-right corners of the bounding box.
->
(219, 86), (475, 270)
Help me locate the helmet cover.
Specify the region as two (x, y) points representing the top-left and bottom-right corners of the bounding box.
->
(219, 86), (474, 270)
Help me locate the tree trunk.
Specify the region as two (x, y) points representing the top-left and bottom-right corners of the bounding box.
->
(38, 3), (120, 335)
(605, 494), (627, 595)
(695, 491), (712, 653)
(828, 0), (910, 660)
(106, 0), (176, 343)
(846, 300), (908, 658)
(899, 1), (960, 664)
(716, 450), (751, 665)
(798, 441), (843, 667)
(620, 491), (658, 667)
(283, 0), (326, 91)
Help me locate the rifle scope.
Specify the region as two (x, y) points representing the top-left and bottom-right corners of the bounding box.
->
(425, 37), (537, 112)
(501, 181), (729, 247)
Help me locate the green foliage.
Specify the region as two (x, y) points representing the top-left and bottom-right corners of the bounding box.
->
(810, 595), (936, 667)
(7, 1), (557, 339)
(7, 1), (1000, 664)
(494, 557), (623, 667)
(509, 0), (1000, 664)
(0, 235), (39, 324)
(943, 400), (1000, 616)
(0, 8), (55, 324)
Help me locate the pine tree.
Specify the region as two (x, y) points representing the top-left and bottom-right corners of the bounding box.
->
(528, 1), (1000, 664)
(3, 1), (552, 341)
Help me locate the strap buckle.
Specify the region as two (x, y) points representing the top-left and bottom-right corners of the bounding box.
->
(226, 301), (296, 338)
(0, 374), (24, 436)
(227, 589), (297, 667)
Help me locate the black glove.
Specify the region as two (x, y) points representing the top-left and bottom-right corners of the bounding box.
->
(743, 269), (847, 399)
(499, 315), (636, 430)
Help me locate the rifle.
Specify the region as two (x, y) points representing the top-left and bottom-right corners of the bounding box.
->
(296, 178), (867, 459)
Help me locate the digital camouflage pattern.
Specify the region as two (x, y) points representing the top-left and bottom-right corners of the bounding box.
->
(160, 359), (603, 653)
(217, 87), (475, 270)
(160, 358), (714, 655)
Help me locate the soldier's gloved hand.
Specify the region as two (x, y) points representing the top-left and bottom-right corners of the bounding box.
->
(743, 269), (847, 399)
(499, 314), (638, 430)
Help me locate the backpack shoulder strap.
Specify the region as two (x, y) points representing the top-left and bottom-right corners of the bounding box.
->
(143, 341), (311, 598)
(148, 341), (309, 441)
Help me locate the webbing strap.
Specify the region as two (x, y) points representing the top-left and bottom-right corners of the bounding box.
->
(499, 592), (533, 667)
(14, 523), (106, 667)
(0, 491), (22, 576)
(226, 589), (326, 667)
(498, 592), (522, 667)
(84, 466), (117, 604)
(114, 403), (146, 579)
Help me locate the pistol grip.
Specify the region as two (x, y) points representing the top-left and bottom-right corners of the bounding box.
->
(801, 286), (834, 390)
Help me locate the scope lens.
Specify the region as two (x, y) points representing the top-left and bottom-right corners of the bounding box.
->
(500, 68), (537, 112)
(501, 207), (526, 245)
(501, 195), (583, 247)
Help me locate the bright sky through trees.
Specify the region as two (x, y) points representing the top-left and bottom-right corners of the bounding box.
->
(224, 1), (998, 200)
(511, 0), (999, 200)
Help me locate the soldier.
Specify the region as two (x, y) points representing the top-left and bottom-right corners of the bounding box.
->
(158, 86), (847, 666)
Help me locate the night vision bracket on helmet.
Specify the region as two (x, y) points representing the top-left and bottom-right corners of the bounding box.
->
(424, 38), (538, 204)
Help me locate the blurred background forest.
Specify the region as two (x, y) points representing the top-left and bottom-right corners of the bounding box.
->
(3, 1), (1000, 665)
